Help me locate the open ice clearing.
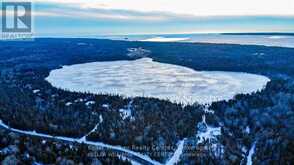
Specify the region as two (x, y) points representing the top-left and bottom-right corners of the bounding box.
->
(46, 58), (270, 105)
(140, 37), (190, 42)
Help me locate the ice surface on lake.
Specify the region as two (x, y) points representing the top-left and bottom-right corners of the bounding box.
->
(140, 37), (190, 42)
(46, 58), (270, 105)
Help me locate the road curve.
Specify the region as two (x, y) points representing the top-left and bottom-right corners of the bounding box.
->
(0, 120), (161, 165)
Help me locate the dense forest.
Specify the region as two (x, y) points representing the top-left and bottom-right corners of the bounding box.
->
(0, 128), (131, 165)
(0, 38), (293, 164)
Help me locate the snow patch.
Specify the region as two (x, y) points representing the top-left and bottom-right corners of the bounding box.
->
(74, 98), (85, 102)
(33, 89), (40, 94)
(245, 126), (250, 134)
(267, 36), (288, 39)
(99, 115), (103, 123)
(119, 100), (134, 120)
(196, 115), (221, 144)
(85, 101), (95, 106)
(102, 104), (110, 108)
(197, 126), (221, 144)
(127, 47), (151, 58)
(119, 108), (132, 120)
(65, 102), (72, 106)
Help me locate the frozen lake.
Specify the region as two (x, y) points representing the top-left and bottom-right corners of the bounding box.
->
(46, 58), (270, 105)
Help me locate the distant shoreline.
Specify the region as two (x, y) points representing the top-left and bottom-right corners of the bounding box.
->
(221, 32), (294, 36)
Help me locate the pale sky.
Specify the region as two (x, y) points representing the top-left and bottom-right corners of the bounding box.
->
(2, 0), (294, 35)
(34, 0), (294, 16)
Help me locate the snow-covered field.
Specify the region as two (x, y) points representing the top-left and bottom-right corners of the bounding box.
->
(46, 58), (270, 105)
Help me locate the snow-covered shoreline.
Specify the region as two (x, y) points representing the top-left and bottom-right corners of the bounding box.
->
(108, 34), (294, 48)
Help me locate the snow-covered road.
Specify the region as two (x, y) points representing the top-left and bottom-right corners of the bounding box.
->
(246, 142), (256, 165)
(0, 120), (161, 165)
(166, 139), (186, 165)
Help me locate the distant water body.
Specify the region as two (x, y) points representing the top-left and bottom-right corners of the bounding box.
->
(97, 33), (294, 48)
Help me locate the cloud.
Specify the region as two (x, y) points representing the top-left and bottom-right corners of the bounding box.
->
(34, 7), (173, 22)
(2, 2), (293, 26)
(3, 0), (292, 22)
(2, 0), (293, 35)
(32, 0), (294, 16)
